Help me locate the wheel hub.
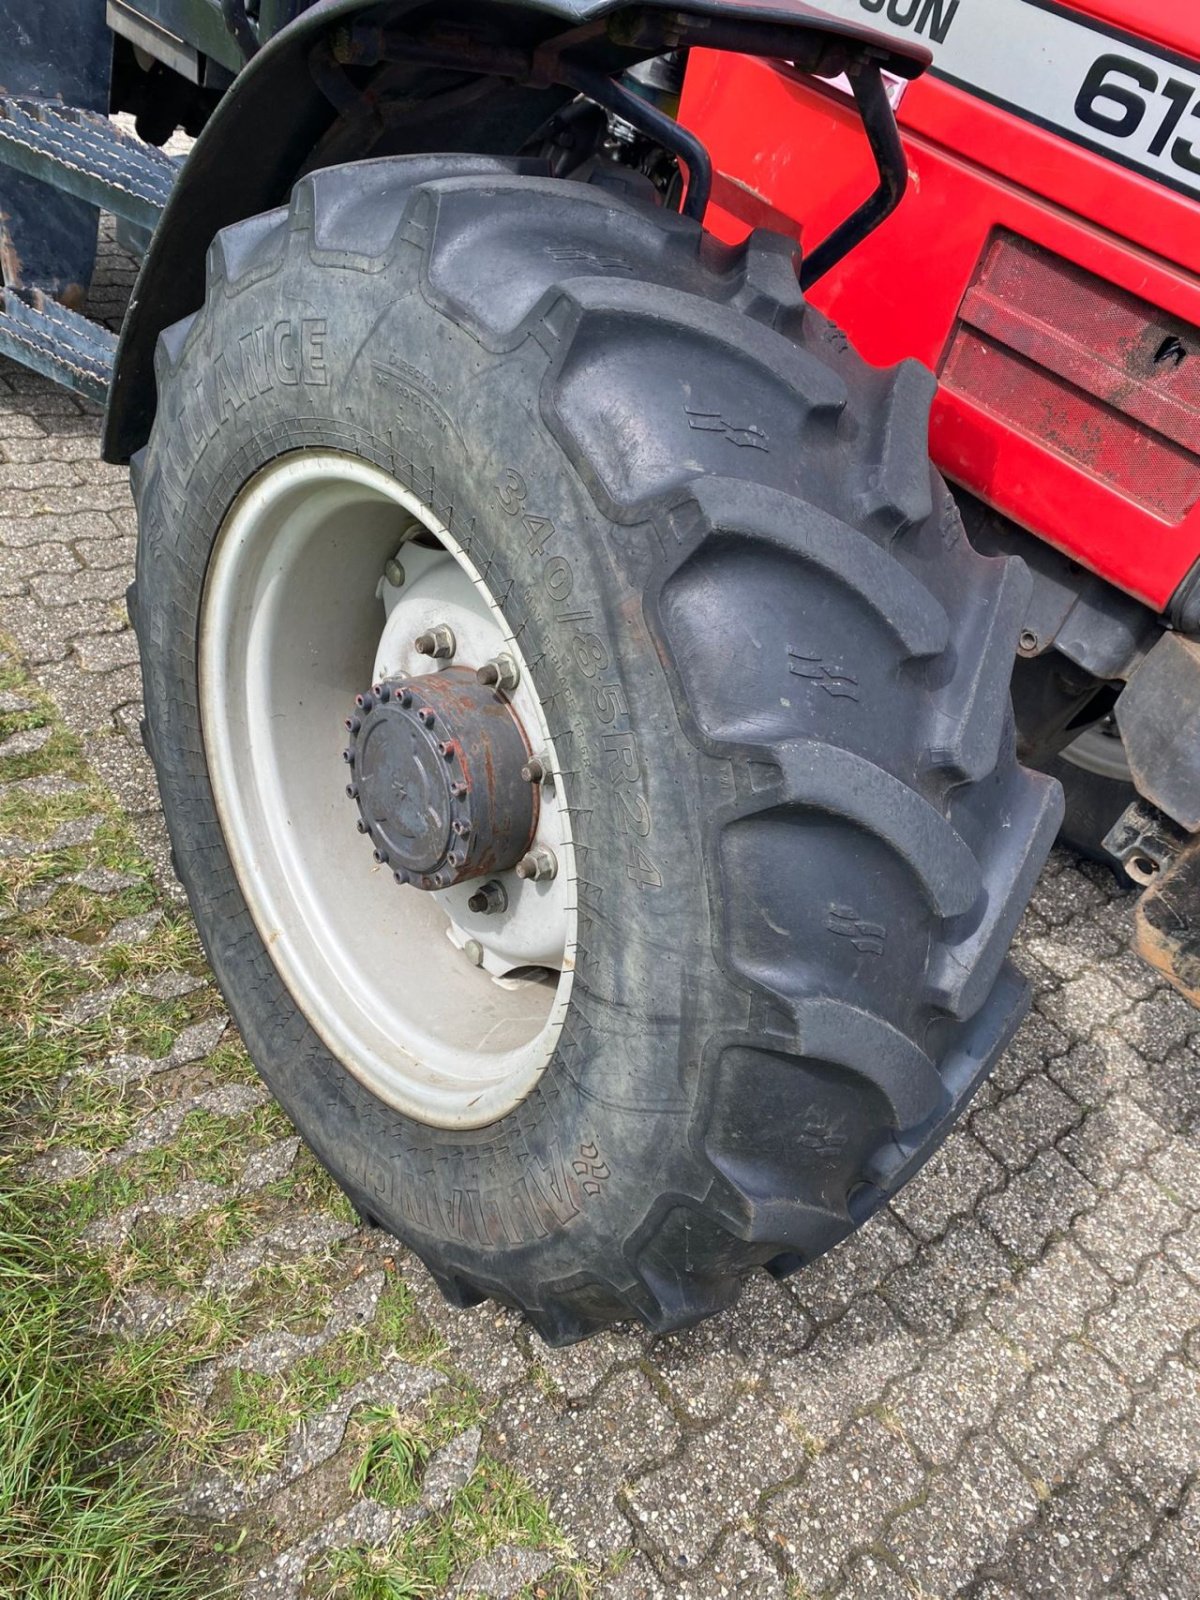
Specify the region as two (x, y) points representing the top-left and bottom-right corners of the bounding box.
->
(345, 667), (538, 890)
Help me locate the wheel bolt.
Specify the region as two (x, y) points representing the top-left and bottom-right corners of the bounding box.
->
(384, 556), (406, 589)
(476, 654), (520, 693)
(463, 939), (485, 967)
(452, 820), (470, 838)
(342, 748), (354, 765)
(515, 846), (558, 882)
(467, 880), (508, 916)
(415, 624), (456, 661)
(417, 708), (435, 726)
(439, 740), (455, 760)
(521, 755), (546, 784)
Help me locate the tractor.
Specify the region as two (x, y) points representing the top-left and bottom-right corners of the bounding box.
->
(1, 0), (1195, 1343)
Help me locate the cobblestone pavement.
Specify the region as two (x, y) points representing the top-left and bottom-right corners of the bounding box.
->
(2, 229), (1200, 1599)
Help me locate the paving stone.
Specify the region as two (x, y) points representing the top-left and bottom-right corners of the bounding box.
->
(886, 1434), (1037, 1595)
(1039, 969), (1134, 1038)
(494, 1372), (678, 1557)
(1166, 1210), (1200, 1289)
(760, 1416), (925, 1595)
(1059, 1095), (1170, 1191)
(67, 865), (139, 894)
(1048, 1029), (1144, 1108)
(886, 1322), (1029, 1466)
(1001, 1454), (1155, 1597)
(887, 1127), (1005, 1243)
(685, 1529), (786, 1598)
(985, 1241), (1114, 1360)
(538, 1327), (650, 1405)
(1072, 1171), (1186, 1283)
(1131, 1043), (1200, 1138)
(883, 1219), (1014, 1337)
(785, 1210), (915, 1323)
(72, 629), (140, 674)
(201, 1214), (357, 1297)
(979, 1150), (1099, 1260)
(1121, 1480), (1200, 1599)
(1086, 1258), (1200, 1382)
(971, 1077), (1081, 1171)
(1148, 1134), (1200, 1209)
(599, 1555), (670, 1600)
(29, 565), (128, 605)
(456, 1545), (555, 1597)
(836, 1554), (912, 1600)
(1, 771), (84, 798)
(987, 1009), (1072, 1097)
(1025, 919), (1122, 981)
(186, 1361), (442, 1520)
(421, 1425), (481, 1510)
(768, 1293), (918, 1449)
(1105, 1358), (1200, 1508)
(626, 1394), (805, 1569)
(1123, 988), (1200, 1063)
(997, 1342), (1130, 1485)
(249, 1498), (414, 1600)
(0, 722), (51, 757)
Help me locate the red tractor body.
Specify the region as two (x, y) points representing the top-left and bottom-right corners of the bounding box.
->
(682, 0), (1200, 612)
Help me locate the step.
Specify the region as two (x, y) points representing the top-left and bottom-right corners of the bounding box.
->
(0, 291), (117, 405)
(0, 97), (177, 232)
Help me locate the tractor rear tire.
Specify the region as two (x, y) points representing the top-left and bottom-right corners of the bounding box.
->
(130, 155), (1063, 1343)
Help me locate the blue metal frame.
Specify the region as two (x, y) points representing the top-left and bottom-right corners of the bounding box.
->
(0, 0), (114, 301)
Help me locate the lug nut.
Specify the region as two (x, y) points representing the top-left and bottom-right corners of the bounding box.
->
(417, 707), (435, 726)
(521, 755), (546, 784)
(467, 879), (508, 916)
(384, 555), (406, 588)
(415, 624), (456, 660)
(515, 846), (558, 882)
(463, 939), (485, 967)
(476, 654), (520, 693)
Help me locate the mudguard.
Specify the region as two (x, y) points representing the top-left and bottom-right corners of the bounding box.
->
(102, 0), (928, 462)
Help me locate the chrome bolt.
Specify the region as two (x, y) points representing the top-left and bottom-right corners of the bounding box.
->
(384, 555), (406, 588)
(463, 938), (485, 967)
(415, 624), (456, 660)
(476, 654), (520, 693)
(515, 845), (558, 883)
(467, 879), (508, 916)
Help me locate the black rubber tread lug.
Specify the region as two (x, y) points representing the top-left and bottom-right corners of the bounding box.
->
(676, 477), (950, 661)
(767, 739), (983, 919)
(858, 360), (936, 533)
(542, 278), (847, 520)
(927, 555), (1033, 782)
(930, 768), (1064, 1018)
(296, 155), (540, 267)
(206, 207), (288, 292)
(789, 998), (946, 1130)
(152, 312), (196, 390)
(723, 228), (806, 328)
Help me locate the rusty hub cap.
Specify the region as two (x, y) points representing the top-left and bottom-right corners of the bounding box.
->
(345, 667), (537, 891)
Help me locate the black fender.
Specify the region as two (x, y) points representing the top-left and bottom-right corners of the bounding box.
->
(102, 0), (927, 462)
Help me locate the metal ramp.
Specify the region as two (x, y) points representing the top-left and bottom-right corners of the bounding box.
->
(0, 96), (178, 401)
(0, 291), (117, 406)
(0, 96), (177, 232)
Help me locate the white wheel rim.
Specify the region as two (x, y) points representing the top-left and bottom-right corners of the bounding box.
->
(199, 452), (577, 1128)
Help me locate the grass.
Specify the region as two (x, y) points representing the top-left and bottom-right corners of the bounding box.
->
(323, 1456), (571, 1600)
(0, 656), (217, 1600)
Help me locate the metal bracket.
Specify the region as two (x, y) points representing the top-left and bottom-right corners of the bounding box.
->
(1102, 799), (1189, 889)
